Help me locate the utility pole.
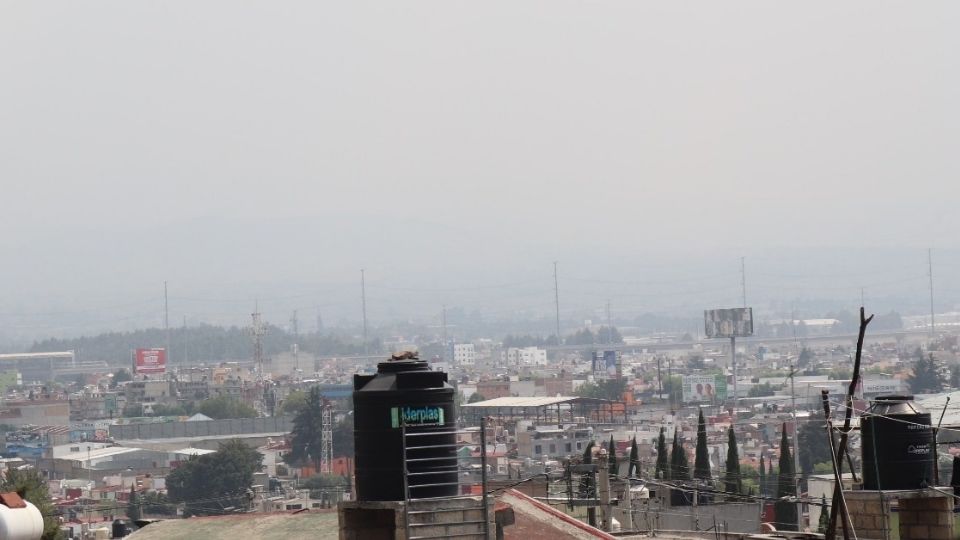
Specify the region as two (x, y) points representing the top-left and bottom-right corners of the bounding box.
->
(291, 310), (299, 374)
(731, 336), (738, 413)
(442, 305), (448, 362)
(929, 248), (936, 337)
(182, 315), (188, 366)
(657, 356), (663, 399)
(597, 449), (611, 531)
(164, 281), (170, 366)
(553, 262), (561, 342)
(361, 269), (368, 357)
(740, 257), (747, 308)
(606, 301), (612, 344)
(789, 362), (801, 531)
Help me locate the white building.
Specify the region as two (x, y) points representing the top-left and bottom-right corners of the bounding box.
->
(502, 347), (548, 367)
(453, 343), (476, 366)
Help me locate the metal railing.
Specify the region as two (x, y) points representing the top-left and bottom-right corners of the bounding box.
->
(401, 416), (491, 540)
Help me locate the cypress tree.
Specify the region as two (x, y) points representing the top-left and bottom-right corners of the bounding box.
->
(655, 427), (669, 480)
(670, 429), (691, 506)
(694, 409), (711, 481)
(628, 436), (640, 477)
(817, 494), (830, 533)
(128, 485), (141, 521)
(724, 426), (742, 498)
(774, 423), (798, 531)
(608, 435), (618, 476)
(758, 454), (766, 497)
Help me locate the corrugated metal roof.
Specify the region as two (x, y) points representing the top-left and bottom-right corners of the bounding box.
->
(463, 396), (580, 408)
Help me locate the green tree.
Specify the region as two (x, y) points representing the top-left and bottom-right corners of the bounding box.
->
(661, 376), (683, 408)
(576, 378), (626, 401)
(797, 348), (814, 369)
(817, 495), (830, 534)
(197, 396), (258, 419)
(167, 439), (263, 516)
(0, 468), (63, 540)
(655, 427), (669, 480)
(127, 486), (141, 521)
(627, 436), (640, 477)
(748, 382), (776, 398)
(111, 368), (133, 388)
(285, 386), (325, 468)
(669, 429), (691, 505)
(333, 414), (354, 458)
(467, 393), (487, 404)
(608, 435), (618, 476)
(694, 410), (712, 504)
(908, 353), (944, 393)
(694, 410), (711, 481)
(774, 424), (797, 531)
(280, 390), (307, 415)
(724, 426), (742, 498)
(566, 329), (596, 346)
(758, 454), (766, 497)
(797, 411), (834, 475)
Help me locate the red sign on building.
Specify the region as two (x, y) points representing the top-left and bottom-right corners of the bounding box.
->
(134, 348), (167, 374)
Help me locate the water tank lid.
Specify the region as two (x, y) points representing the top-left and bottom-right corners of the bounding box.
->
(869, 395), (928, 415)
(377, 360), (430, 373)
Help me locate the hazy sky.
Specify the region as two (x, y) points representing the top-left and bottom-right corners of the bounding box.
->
(2, 2), (959, 339)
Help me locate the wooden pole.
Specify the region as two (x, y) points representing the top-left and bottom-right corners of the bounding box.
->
(826, 307), (872, 540)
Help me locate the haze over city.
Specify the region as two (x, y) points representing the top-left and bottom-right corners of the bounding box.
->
(3, 2), (959, 341)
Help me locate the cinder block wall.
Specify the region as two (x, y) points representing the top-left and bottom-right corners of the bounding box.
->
(842, 491), (893, 540)
(899, 494), (954, 540)
(842, 490), (954, 540)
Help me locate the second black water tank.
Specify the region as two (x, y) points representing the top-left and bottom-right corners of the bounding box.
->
(353, 357), (457, 501)
(861, 395), (934, 490)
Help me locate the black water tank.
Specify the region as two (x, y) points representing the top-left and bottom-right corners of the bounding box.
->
(861, 395), (934, 490)
(353, 357), (457, 501)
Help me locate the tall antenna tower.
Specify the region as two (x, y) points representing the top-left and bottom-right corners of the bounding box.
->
(251, 307), (266, 379)
(442, 305), (448, 362)
(606, 300), (612, 344)
(929, 248), (936, 337)
(361, 269), (368, 357)
(164, 281), (171, 365)
(320, 400), (333, 474)
(553, 262), (561, 341)
(740, 257), (747, 308)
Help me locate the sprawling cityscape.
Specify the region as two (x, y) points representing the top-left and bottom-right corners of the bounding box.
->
(4, 2), (959, 539)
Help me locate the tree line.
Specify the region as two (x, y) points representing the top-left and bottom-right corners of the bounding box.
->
(30, 324), (382, 366)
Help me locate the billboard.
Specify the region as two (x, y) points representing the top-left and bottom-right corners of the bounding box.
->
(682, 375), (728, 403)
(591, 350), (620, 379)
(133, 348), (167, 374)
(704, 308), (754, 338)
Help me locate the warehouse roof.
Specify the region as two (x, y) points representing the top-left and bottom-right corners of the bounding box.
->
(463, 396), (617, 408)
